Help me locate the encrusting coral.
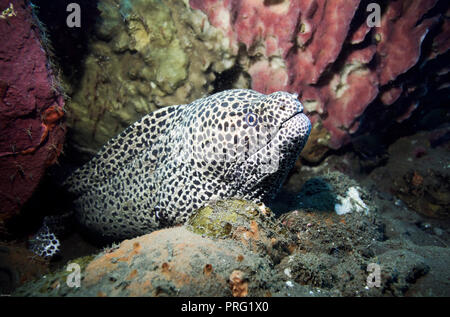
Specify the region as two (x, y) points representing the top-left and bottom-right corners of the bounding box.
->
(66, 0), (238, 152)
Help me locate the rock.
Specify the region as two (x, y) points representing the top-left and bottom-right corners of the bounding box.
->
(276, 181), (440, 296)
(277, 208), (384, 296)
(186, 199), (295, 263)
(0, 0), (66, 235)
(370, 130), (450, 218)
(280, 207), (384, 258)
(373, 250), (430, 296)
(12, 199), (297, 297)
(14, 227), (276, 297)
(13, 254), (95, 297)
(294, 170), (376, 215)
(276, 171), (389, 296)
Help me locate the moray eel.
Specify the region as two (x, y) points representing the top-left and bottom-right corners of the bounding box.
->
(55, 89), (310, 245)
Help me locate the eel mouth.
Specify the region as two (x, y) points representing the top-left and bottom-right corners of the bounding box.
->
(253, 112), (310, 153)
(279, 112), (311, 133)
(281, 111), (303, 126)
(274, 112), (311, 147)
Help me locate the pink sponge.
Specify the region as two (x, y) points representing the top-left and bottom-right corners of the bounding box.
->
(190, 0), (448, 150)
(0, 0), (66, 233)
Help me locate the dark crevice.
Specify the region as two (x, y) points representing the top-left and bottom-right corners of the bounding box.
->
(415, 0), (449, 27)
(29, 0), (100, 90)
(211, 63), (246, 94)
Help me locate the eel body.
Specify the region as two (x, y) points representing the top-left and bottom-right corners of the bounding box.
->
(64, 89), (311, 240)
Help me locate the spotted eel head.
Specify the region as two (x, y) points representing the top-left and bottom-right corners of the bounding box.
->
(185, 89), (311, 202)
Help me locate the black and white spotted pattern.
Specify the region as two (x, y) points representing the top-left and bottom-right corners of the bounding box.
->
(28, 224), (60, 258)
(64, 89), (311, 240)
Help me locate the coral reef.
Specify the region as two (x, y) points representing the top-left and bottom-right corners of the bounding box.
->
(65, 0), (238, 152)
(278, 206), (385, 294)
(4, 1), (449, 297)
(0, 0), (66, 234)
(54, 0), (449, 160)
(189, 0), (450, 157)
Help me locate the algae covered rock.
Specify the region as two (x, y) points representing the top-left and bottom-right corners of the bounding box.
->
(13, 199), (297, 297)
(276, 208), (386, 296)
(285, 171), (382, 258)
(14, 227), (276, 297)
(13, 255), (95, 297)
(371, 249), (430, 296)
(187, 199), (279, 238)
(186, 199), (296, 263)
(66, 0), (241, 152)
(276, 171), (390, 296)
(280, 208), (384, 259)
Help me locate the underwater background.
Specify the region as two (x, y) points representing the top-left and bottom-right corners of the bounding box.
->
(0, 0), (449, 296)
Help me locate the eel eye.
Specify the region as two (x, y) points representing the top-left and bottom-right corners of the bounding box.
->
(245, 112), (258, 126)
